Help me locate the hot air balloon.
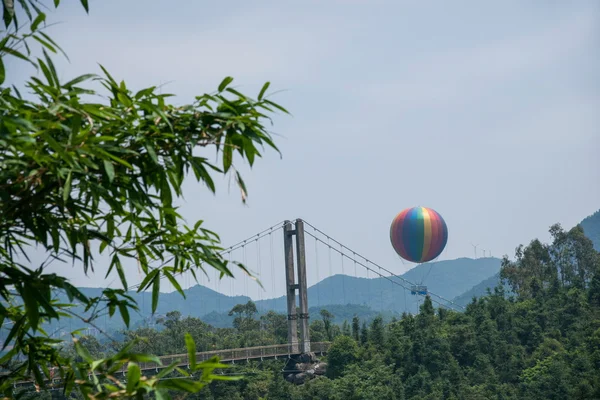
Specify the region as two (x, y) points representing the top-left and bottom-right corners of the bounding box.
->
(390, 206), (448, 264)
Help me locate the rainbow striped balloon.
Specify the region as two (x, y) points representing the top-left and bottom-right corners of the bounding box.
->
(390, 206), (448, 263)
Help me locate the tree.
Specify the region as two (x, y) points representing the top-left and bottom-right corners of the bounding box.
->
(500, 224), (600, 299)
(341, 320), (351, 336)
(309, 319), (328, 342)
(320, 309), (334, 341)
(266, 370), (291, 400)
(369, 315), (385, 350)
(160, 311), (182, 330)
(260, 311), (287, 343)
(326, 335), (359, 379)
(589, 270), (600, 307)
(0, 1), (287, 398)
(360, 321), (369, 345)
(333, 356), (404, 400)
(351, 315), (360, 342)
(229, 301), (259, 334)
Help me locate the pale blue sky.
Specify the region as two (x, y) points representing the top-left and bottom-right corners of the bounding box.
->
(6, 1), (600, 299)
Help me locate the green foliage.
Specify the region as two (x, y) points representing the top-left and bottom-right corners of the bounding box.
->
(332, 356), (404, 400)
(351, 315), (360, 341)
(229, 301), (259, 334)
(369, 315), (385, 350)
(0, 1), (287, 398)
(453, 210), (600, 307)
(320, 309), (335, 341)
(500, 224), (599, 299)
(326, 335), (359, 379)
(360, 321), (368, 346)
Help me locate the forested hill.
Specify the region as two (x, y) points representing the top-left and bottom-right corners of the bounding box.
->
(451, 208), (600, 305)
(452, 272), (502, 307)
(582, 209), (600, 251)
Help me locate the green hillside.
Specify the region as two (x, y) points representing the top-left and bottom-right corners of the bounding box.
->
(452, 209), (600, 305)
(452, 272), (503, 307)
(581, 209), (600, 251)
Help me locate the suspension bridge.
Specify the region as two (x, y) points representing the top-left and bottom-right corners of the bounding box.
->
(2, 218), (466, 392)
(153, 218), (464, 315)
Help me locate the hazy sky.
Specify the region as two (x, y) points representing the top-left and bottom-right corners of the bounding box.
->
(6, 1), (600, 300)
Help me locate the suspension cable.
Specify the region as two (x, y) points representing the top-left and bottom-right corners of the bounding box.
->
(243, 241), (248, 299)
(340, 243), (347, 305)
(314, 232), (320, 307)
(216, 261), (221, 312)
(366, 267), (371, 307)
(124, 218), (462, 311)
(256, 235), (263, 345)
(301, 220), (464, 310)
(229, 250), (234, 301)
(126, 222), (285, 292)
(379, 266), (384, 309)
(403, 283), (407, 314)
(269, 229), (275, 300)
(304, 230), (461, 311)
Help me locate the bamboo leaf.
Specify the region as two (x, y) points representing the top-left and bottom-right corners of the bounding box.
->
(0, 56), (4, 85)
(138, 268), (160, 292)
(103, 159), (115, 182)
(258, 81), (270, 100)
(218, 76), (233, 92)
(152, 273), (160, 313)
(63, 170), (72, 202)
(30, 12), (45, 31)
(118, 303), (130, 327)
(74, 339), (93, 362)
(63, 73), (97, 88)
(126, 362), (140, 393)
(185, 333), (196, 370)
(21, 283), (40, 329)
(235, 170), (248, 203)
(164, 269), (184, 297)
(223, 136), (233, 173)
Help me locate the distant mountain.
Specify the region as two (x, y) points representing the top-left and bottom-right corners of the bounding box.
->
(581, 209), (600, 251)
(44, 285), (252, 334)
(255, 257), (502, 314)
(46, 257), (501, 333)
(451, 273), (505, 307)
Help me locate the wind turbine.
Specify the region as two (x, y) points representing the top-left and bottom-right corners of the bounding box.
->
(470, 242), (479, 259)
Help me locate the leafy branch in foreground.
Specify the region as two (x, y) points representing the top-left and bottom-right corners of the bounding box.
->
(0, 1), (287, 398)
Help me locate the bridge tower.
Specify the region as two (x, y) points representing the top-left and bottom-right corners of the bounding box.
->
(283, 219), (310, 354)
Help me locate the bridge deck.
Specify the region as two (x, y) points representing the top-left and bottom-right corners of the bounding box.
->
(138, 341), (330, 372)
(2, 342), (331, 386)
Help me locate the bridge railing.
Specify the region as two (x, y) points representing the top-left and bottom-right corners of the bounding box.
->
(2, 342), (331, 384)
(135, 341), (330, 372)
